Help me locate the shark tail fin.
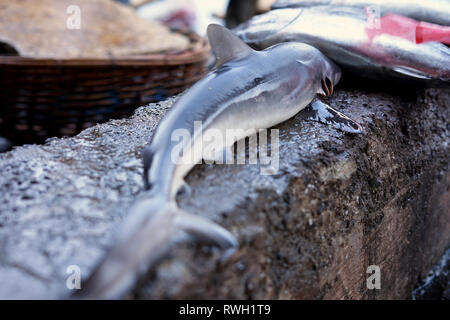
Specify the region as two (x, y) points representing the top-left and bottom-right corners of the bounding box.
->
(176, 211), (239, 249)
(73, 197), (237, 299)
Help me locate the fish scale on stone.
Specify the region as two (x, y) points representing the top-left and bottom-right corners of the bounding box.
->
(76, 24), (361, 299)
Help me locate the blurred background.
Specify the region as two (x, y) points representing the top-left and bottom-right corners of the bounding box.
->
(0, 0), (272, 151)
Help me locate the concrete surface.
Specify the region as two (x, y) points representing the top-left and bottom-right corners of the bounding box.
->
(0, 81), (448, 299)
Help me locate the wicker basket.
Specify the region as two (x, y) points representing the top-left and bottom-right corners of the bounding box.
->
(0, 31), (210, 145)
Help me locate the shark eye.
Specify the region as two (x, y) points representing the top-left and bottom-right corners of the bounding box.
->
(253, 77), (263, 85)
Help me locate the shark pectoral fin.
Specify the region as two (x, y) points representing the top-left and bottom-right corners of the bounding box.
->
(142, 145), (154, 190)
(175, 212), (239, 249)
(300, 100), (364, 134)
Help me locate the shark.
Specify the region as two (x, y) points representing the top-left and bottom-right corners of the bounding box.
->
(76, 24), (362, 299)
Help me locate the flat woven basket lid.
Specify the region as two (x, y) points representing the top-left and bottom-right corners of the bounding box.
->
(0, 0), (191, 59)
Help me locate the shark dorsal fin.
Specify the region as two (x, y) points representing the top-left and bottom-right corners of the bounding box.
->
(207, 24), (254, 69)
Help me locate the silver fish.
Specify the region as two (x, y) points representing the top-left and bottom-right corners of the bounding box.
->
(234, 7), (450, 83)
(76, 24), (360, 299)
(271, 0), (450, 26)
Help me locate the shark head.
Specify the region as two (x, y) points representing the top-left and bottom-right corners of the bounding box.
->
(279, 41), (341, 96)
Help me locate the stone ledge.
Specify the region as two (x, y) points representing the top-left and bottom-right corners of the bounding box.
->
(0, 84), (448, 299)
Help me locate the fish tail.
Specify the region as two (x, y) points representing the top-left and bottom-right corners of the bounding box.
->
(175, 211), (239, 249)
(73, 196), (237, 299)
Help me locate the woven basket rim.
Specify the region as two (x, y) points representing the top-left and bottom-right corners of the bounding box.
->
(0, 30), (210, 67)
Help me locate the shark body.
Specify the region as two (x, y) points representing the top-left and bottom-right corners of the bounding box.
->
(145, 25), (342, 200)
(76, 24), (360, 299)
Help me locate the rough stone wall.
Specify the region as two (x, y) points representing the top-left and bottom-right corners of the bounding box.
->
(0, 83), (448, 299)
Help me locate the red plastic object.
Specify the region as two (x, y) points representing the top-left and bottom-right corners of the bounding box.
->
(366, 13), (450, 45)
(416, 21), (450, 44)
